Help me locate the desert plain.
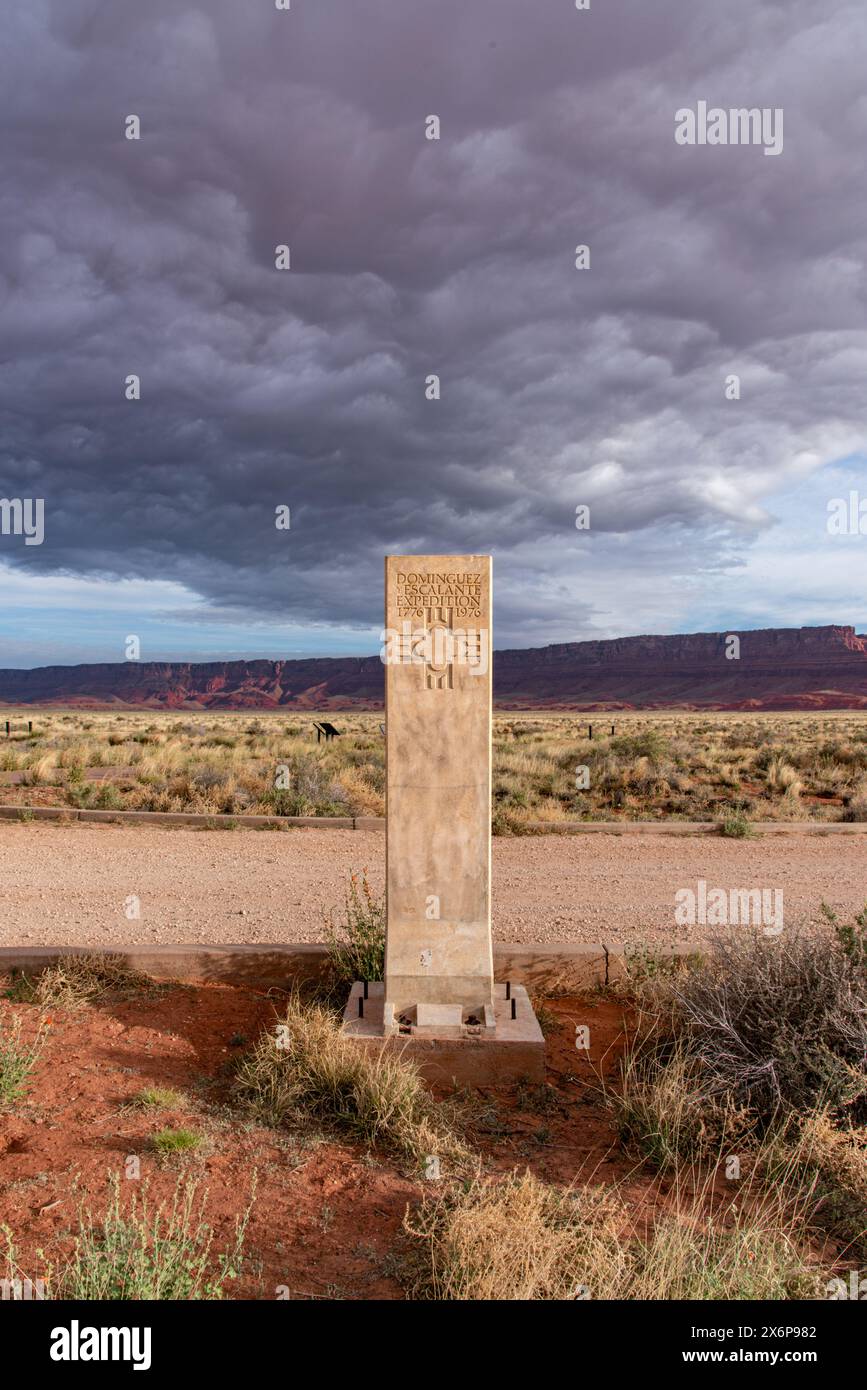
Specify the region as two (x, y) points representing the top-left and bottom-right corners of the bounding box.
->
(1, 707), (865, 947)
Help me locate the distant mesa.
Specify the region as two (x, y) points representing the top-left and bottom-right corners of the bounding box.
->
(0, 626), (865, 711)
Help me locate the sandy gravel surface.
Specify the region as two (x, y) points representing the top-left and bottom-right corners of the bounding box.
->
(0, 822), (864, 947)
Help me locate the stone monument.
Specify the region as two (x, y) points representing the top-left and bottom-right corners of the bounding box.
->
(342, 555), (544, 1084)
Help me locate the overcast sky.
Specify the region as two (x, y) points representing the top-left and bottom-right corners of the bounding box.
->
(1, 0), (865, 667)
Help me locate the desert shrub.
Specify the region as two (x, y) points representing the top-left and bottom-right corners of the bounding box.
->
(819, 901), (867, 970)
(232, 995), (467, 1172)
(261, 786), (307, 817)
(0, 1015), (44, 1106)
(65, 776), (123, 810)
(61, 1174), (251, 1300)
(193, 767), (231, 791)
(552, 747), (594, 788)
(809, 759), (850, 793)
(404, 1169), (820, 1301)
(621, 944), (704, 992)
(325, 871), (385, 986)
(332, 764), (384, 815)
(629, 754), (671, 797)
(260, 753), (348, 817)
(817, 740), (867, 770)
(93, 782), (122, 810)
(839, 791), (867, 822)
(501, 788), (531, 813)
(754, 744), (796, 772)
(65, 781), (95, 808)
(490, 808), (516, 836)
(341, 744), (385, 775)
(662, 932), (867, 1127)
(610, 921), (867, 1212)
(719, 809), (755, 838)
(405, 1170), (604, 1299)
(609, 731), (669, 762)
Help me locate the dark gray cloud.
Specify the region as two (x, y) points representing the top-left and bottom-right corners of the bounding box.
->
(1, 0), (865, 656)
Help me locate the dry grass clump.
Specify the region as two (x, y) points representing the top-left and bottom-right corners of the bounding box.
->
(332, 765), (384, 816)
(613, 1035), (755, 1170)
(151, 1127), (203, 1156)
(20, 753), (58, 785)
(232, 995), (470, 1174)
(764, 757), (802, 797)
(763, 1112), (867, 1260)
(132, 1087), (189, 1111)
(404, 1168), (821, 1301)
(14, 953), (156, 1009)
(405, 1170), (607, 1299)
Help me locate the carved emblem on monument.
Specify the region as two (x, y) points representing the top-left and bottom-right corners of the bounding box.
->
(423, 604), (455, 689)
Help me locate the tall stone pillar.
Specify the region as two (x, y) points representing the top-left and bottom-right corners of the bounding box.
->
(382, 555), (493, 1033)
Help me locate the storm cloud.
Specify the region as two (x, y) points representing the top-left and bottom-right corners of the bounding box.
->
(1, 0), (865, 661)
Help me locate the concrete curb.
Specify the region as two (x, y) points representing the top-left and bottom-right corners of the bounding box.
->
(0, 805), (863, 834)
(0, 941), (707, 993)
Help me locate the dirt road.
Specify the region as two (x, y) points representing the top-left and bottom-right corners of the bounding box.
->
(0, 822), (863, 947)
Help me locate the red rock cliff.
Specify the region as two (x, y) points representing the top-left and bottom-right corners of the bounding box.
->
(0, 627), (864, 710)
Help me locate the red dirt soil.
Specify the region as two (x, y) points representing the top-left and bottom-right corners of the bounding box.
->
(0, 980), (839, 1299)
(0, 980), (642, 1299)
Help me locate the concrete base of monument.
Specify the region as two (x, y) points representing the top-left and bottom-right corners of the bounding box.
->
(341, 981), (545, 1085)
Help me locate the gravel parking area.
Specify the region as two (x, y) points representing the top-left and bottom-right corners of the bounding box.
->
(0, 822), (863, 947)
